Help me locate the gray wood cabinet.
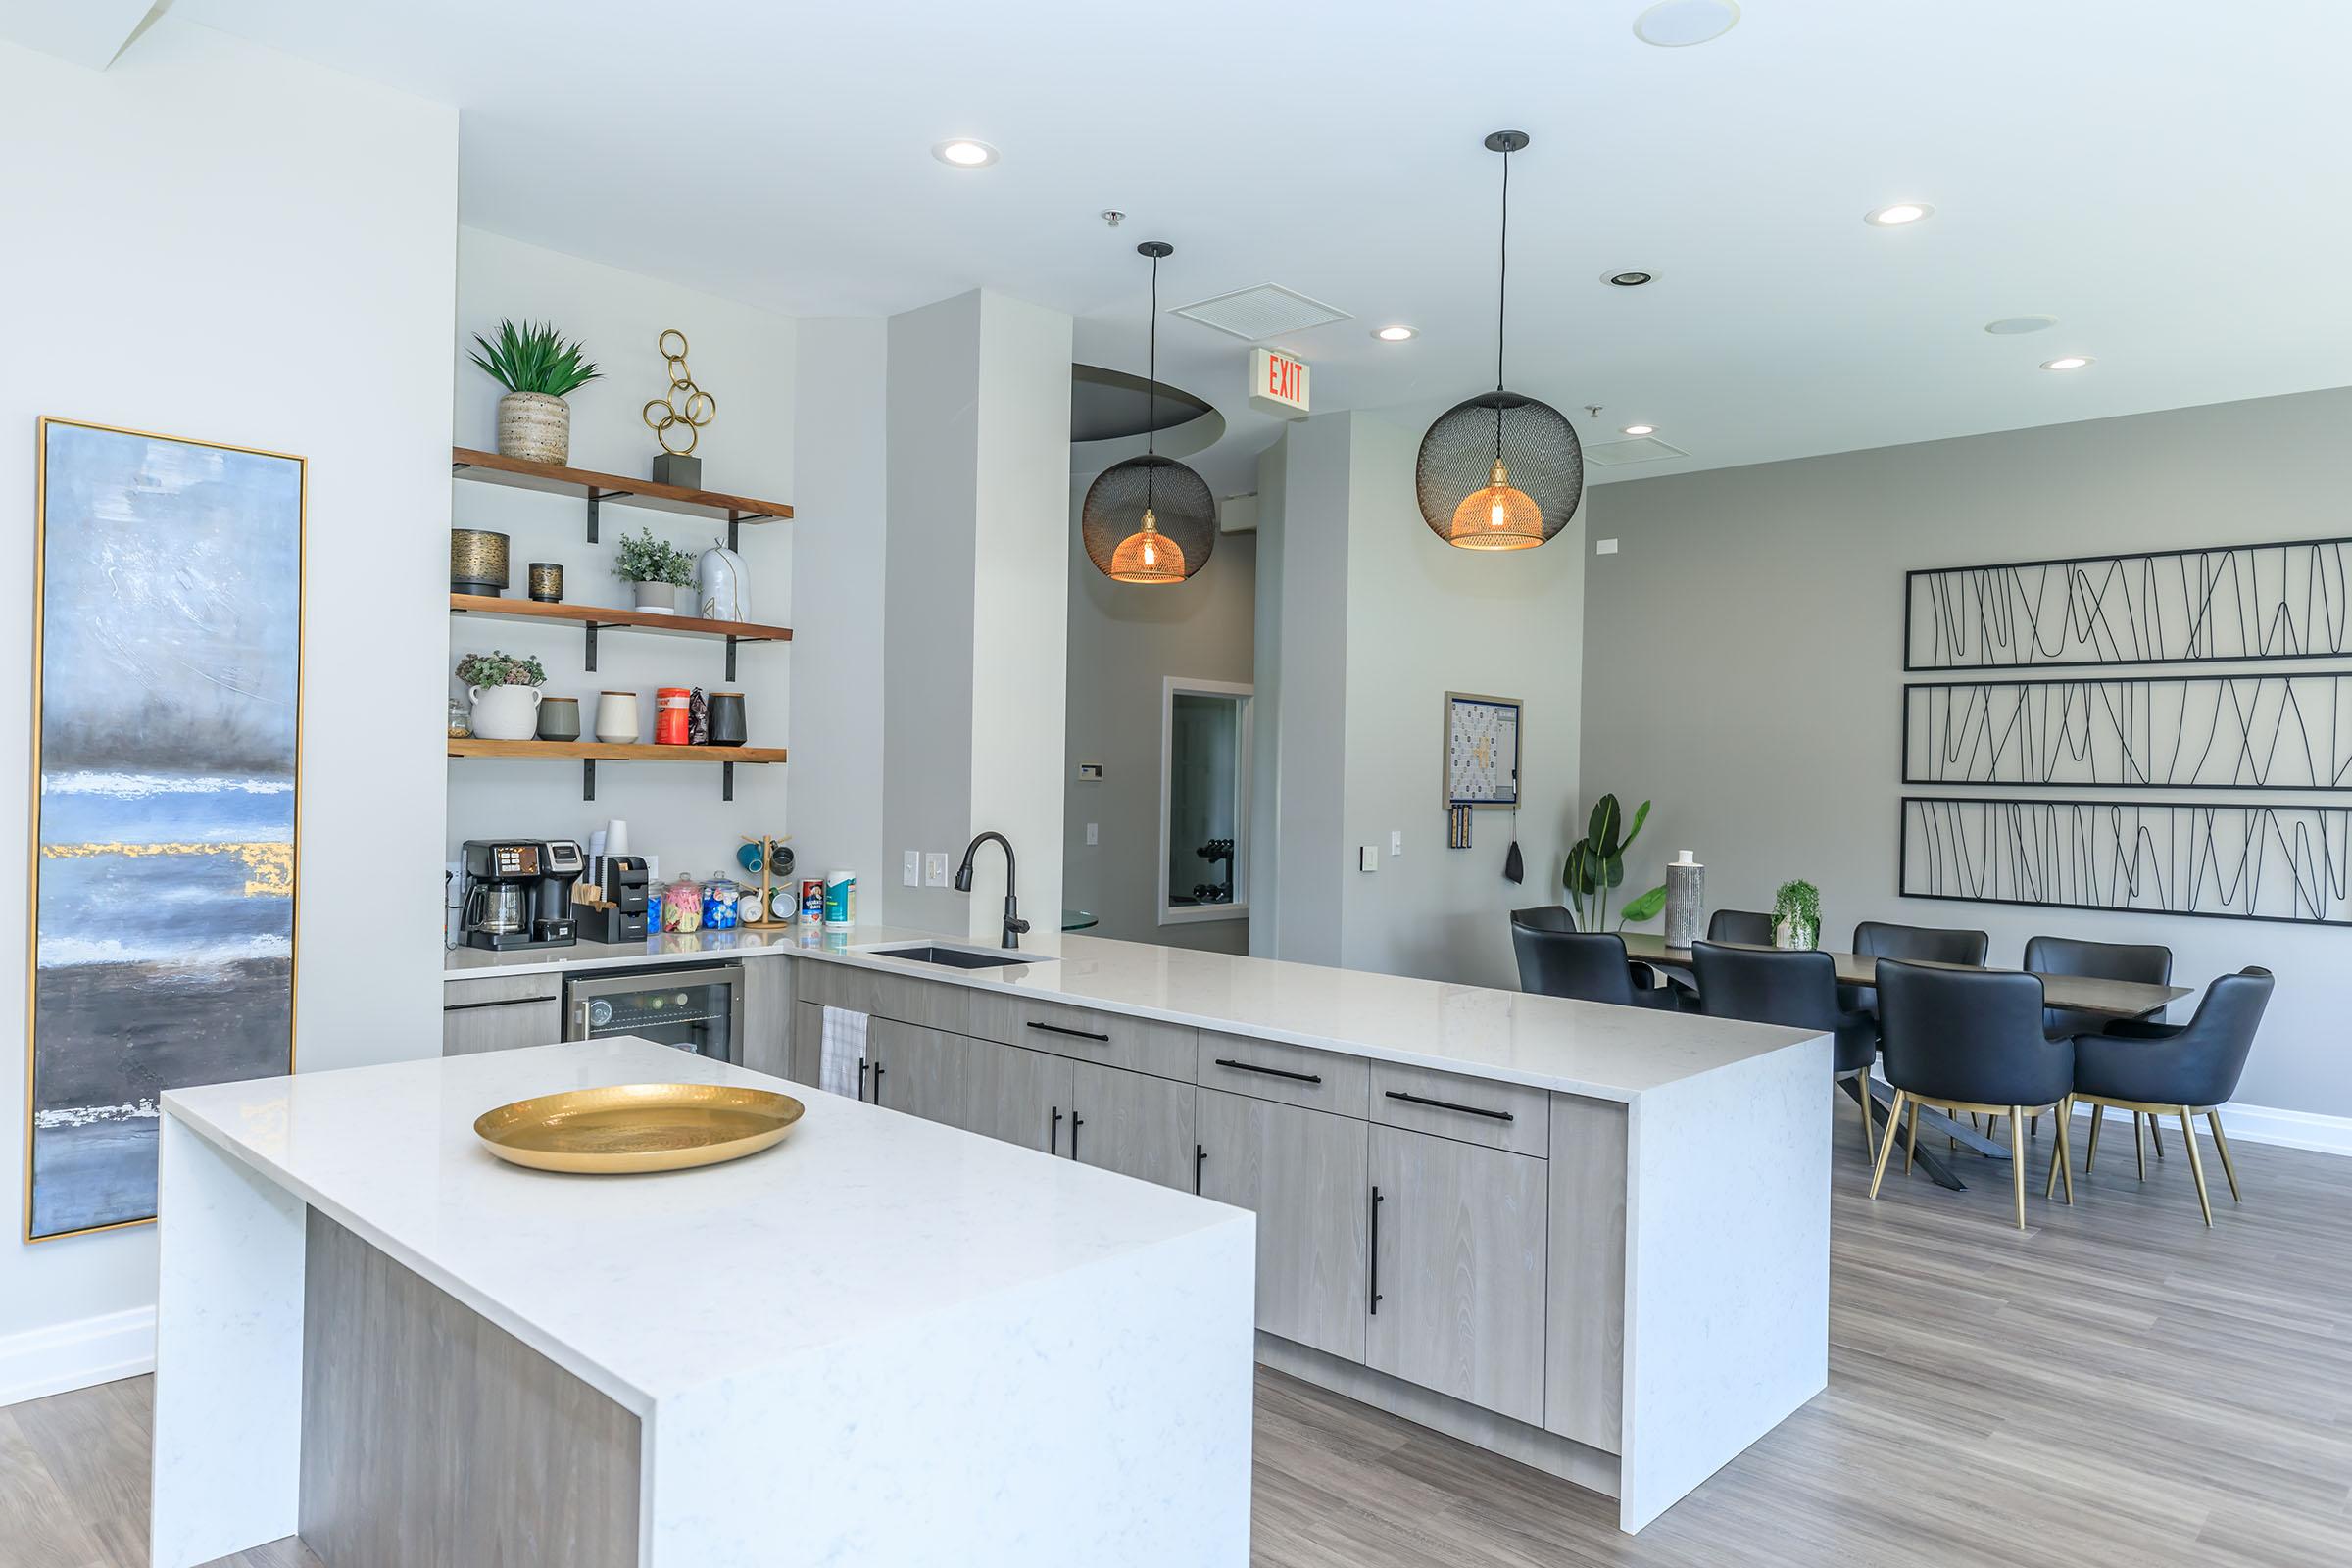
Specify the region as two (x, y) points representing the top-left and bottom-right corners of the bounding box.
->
(962, 1039), (1073, 1153)
(1366, 1123), (1548, 1427)
(1545, 1094), (1628, 1454)
(740, 955), (794, 1079)
(1197, 1088), (1369, 1365)
(442, 997), (562, 1057)
(864, 1017), (964, 1123)
(1071, 1061), (1195, 1191)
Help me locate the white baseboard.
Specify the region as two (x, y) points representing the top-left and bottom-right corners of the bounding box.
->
(2062, 1099), (2352, 1157)
(0, 1305), (155, 1409)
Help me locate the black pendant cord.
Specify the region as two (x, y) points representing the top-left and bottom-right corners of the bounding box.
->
(1493, 144), (1510, 462)
(1146, 250), (1158, 510)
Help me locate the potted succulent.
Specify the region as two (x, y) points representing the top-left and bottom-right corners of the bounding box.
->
(455, 650), (547, 741)
(468, 318), (601, 465)
(1772, 879), (1822, 951)
(613, 526), (696, 613)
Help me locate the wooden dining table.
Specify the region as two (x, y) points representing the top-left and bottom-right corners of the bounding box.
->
(1619, 933), (2191, 1190)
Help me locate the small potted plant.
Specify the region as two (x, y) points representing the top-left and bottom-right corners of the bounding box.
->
(455, 650), (547, 741)
(468, 318), (601, 465)
(1772, 879), (1821, 951)
(613, 526), (696, 613)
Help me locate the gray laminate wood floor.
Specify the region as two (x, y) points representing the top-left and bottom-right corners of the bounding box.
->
(7, 1099), (2350, 1567)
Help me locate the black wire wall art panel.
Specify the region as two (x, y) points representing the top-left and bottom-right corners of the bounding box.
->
(1903, 536), (2352, 671)
(1898, 796), (2352, 927)
(1902, 674), (2352, 791)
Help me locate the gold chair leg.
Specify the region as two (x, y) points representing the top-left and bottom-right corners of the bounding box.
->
(2055, 1098), (2075, 1205)
(1906, 1099), (1922, 1174)
(1869, 1090), (1908, 1199)
(2206, 1111), (2243, 1203)
(2085, 1105), (2103, 1172)
(2179, 1107), (2213, 1226)
(2151, 1116), (2165, 1159)
(2134, 1113), (2147, 1181)
(2009, 1106), (2028, 1230)
(1853, 1076), (1876, 1163)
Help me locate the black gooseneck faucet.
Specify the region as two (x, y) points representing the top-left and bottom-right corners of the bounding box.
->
(955, 831), (1030, 950)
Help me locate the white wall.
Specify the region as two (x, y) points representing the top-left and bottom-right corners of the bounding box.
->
(1063, 476), (1256, 954)
(449, 227), (795, 886)
(1256, 411), (1585, 990)
(1582, 387), (2352, 1127)
(0, 22), (456, 1397)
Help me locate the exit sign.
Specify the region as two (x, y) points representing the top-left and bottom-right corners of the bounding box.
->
(1248, 348), (1310, 417)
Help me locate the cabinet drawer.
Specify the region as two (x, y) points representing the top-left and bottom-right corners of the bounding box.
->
(443, 970), (562, 1008)
(1198, 1033), (1368, 1118)
(794, 957), (934, 1023)
(1368, 1060), (1548, 1157)
(1005, 998), (1196, 1083)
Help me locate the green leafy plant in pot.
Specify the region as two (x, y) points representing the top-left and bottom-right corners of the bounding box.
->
(455, 650), (547, 742)
(1564, 793), (1668, 931)
(1772, 879), (1821, 950)
(612, 526), (696, 613)
(469, 318), (601, 466)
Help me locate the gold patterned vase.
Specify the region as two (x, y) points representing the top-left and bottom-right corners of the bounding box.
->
(497, 391), (571, 465)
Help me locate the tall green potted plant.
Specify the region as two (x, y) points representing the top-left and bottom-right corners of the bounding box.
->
(1564, 793), (1668, 931)
(469, 318), (602, 465)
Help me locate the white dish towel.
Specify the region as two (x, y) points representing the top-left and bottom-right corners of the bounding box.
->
(819, 1005), (868, 1101)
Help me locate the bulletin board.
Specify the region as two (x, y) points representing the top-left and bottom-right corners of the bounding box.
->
(1444, 692), (1522, 809)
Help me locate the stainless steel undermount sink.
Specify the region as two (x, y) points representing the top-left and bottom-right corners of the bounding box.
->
(864, 944), (1049, 970)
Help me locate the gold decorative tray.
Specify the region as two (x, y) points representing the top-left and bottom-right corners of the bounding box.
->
(473, 1083), (804, 1174)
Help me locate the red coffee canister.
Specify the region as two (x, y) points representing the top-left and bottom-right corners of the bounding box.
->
(654, 687), (692, 745)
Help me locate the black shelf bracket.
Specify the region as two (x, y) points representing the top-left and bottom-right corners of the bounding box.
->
(724, 635), (738, 682)
(584, 620), (601, 672)
(722, 761), (735, 802)
(582, 759), (596, 801)
(586, 487), (635, 544)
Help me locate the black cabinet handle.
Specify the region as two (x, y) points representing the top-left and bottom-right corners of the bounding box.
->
(858, 1056), (867, 1102)
(871, 1061), (885, 1105)
(1028, 1020), (1110, 1043)
(1050, 1105), (1062, 1154)
(1069, 1111), (1084, 1160)
(1384, 1088), (1513, 1122)
(1369, 1187), (1385, 1314)
(1213, 1057), (1322, 1086)
(1195, 1143), (1206, 1195)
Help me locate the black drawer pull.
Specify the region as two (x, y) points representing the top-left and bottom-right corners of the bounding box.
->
(1385, 1088), (1513, 1122)
(1050, 1105), (1062, 1154)
(858, 1056), (867, 1102)
(1369, 1187), (1385, 1314)
(1028, 1020), (1111, 1043)
(1069, 1111), (1084, 1159)
(1195, 1143), (1206, 1195)
(1213, 1057), (1323, 1086)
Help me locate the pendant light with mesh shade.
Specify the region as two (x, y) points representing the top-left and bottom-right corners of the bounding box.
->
(1083, 242), (1216, 585)
(1416, 131), (1583, 551)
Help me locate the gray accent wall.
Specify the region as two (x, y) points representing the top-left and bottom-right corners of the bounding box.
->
(1581, 387), (2352, 1119)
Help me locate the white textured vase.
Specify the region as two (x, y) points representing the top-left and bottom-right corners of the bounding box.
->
(497, 391), (571, 465)
(697, 544), (748, 622)
(1774, 917), (1817, 952)
(468, 684), (543, 741)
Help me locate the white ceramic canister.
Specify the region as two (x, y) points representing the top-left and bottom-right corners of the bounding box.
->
(468, 684), (542, 741)
(595, 691), (639, 744)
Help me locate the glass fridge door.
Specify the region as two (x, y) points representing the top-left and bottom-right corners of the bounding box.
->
(568, 965), (744, 1061)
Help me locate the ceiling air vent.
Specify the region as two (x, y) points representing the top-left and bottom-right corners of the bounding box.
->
(1585, 436), (1690, 466)
(1171, 283), (1351, 342)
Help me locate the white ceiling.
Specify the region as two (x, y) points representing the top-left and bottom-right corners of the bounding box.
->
(178, 0), (2352, 495)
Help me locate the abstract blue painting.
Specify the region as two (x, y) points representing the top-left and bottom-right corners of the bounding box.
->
(27, 419), (303, 1241)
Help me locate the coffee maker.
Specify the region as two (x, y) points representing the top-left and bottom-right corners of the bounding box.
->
(459, 839), (581, 951)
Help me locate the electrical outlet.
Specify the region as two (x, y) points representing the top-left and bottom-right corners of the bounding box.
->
(1390, 830), (1403, 857)
(903, 850), (920, 887)
(1086, 822), (1099, 846)
(926, 852), (950, 888)
(1359, 845), (1380, 872)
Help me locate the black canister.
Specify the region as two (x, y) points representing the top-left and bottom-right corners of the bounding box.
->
(706, 691), (748, 747)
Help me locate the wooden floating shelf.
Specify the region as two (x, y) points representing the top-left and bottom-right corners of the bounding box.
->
(451, 447), (792, 546)
(447, 738), (786, 803)
(449, 593), (792, 676)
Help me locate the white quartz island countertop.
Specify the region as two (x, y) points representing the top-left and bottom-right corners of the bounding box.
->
(151, 1039), (1257, 1568)
(448, 924), (1819, 1103)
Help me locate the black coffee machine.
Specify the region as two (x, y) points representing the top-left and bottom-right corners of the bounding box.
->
(459, 839), (582, 951)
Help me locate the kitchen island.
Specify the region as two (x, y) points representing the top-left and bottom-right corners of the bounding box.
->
(446, 927), (1834, 1533)
(150, 1038), (1255, 1568)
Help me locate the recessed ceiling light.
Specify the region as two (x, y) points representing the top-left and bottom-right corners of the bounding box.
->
(2040, 355), (2094, 371)
(1633, 0), (1741, 47)
(1865, 202), (1934, 227)
(1621, 424), (1656, 436)
(1604, 270), (1655, 287)
(1374, 325), (1416, 342)
(932, 139), (999, 168)
(1984, 315), (2058, 336)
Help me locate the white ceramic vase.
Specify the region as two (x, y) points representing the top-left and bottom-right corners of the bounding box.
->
(468, 684), (543, 741)
(1774, 916), (1818, 952)
(696, 544), (748, 622)
(496, 391), (570, 465)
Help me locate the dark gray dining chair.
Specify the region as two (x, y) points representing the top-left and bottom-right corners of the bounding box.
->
(1706, 908), (1776, 945)
(1511, 910), (1682, 1010)
(2025, 934), (2174, 1153)
(1870, 959), (2075, 1229)
(1843, 920), (1992, 1016)
(2074, 968), (2273, 1227)
(1692, 941), (1881, 1160)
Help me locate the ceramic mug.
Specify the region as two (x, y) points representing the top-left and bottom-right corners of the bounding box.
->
(537, 695), (581, 742)
(468, 683), (542, 741)
(595, 691), (639, 744)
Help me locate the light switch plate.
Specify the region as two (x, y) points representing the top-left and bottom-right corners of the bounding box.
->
(1359, 845), (1379, 872)
(1596, 537), (1620, 556)
(1086, 822), (1099, 846)
(925, 852), (950, 888)
(903, 850), (920, 887)
(1077, 761), (1103, 781)
(1390, 830), (1403, 857)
